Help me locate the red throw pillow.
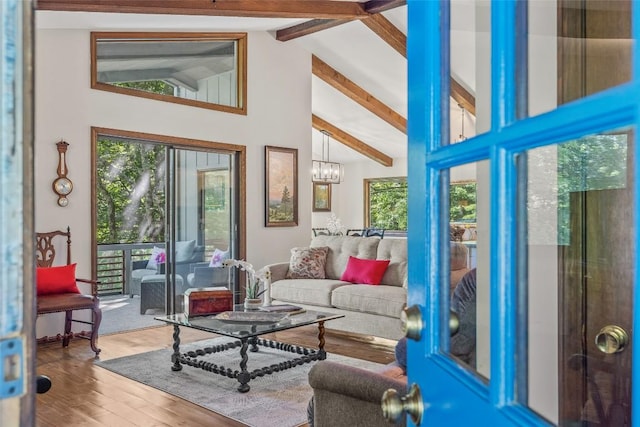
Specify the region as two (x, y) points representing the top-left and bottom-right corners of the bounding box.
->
(340, 256), (390, 285)
(36, 264), (80, 296)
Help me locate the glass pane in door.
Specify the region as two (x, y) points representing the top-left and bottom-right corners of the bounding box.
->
(446, 161), (490, 380)
(527, 0), (632, 118)
(522, 128), (634, 425)
(171, 149), (239, 311)
(449, 0), (490, 143)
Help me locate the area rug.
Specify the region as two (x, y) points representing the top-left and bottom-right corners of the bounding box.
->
(96, 336), (385, 427)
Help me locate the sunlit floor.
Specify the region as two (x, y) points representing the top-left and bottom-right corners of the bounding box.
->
(99, 294), (165, 335)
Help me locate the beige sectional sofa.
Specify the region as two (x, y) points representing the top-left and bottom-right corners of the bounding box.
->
(266, 235), (469, 340)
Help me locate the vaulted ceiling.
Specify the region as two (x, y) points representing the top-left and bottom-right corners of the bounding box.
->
(36, 0), (475, 165)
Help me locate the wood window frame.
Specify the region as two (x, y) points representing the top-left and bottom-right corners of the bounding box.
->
(91, 32), (247, 115)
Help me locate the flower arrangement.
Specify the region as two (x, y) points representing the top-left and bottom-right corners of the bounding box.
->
(326, 213), (344, 235)
(222, 259), (271, 299)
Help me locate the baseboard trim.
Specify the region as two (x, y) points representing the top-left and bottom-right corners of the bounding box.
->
(36, 330), (90, 345)
(325, 328), (398, 350)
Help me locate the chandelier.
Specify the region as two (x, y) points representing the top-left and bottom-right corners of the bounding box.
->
(312, 130), (343, 184)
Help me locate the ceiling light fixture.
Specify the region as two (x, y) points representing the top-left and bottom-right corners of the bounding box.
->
(312, 130), (343, 184)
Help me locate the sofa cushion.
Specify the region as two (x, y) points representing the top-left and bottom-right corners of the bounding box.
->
(331, 284), (406, 318)
(340, 256), (390, 285)
(270, 278), (350, 307)
(286, 246), (329, 279)
(310, 235), (380, 280)
(376, 239), (408, 287)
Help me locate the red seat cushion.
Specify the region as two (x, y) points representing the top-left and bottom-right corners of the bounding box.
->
(340, 256), (390, 285)
(36, 264), (80, 296)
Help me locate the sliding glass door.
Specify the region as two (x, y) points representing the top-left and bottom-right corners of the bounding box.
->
(93, 128), (242, 331)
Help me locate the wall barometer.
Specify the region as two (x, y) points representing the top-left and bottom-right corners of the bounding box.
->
(52, 140), (73, 207)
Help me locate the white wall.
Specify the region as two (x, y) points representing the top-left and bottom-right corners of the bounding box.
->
(35, 29), (312, 336)
(312, 158), (407, 231)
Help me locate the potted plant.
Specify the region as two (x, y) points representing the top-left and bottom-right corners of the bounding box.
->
(222, 259), (270, 309)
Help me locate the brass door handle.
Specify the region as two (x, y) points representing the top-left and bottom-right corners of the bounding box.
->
(402, 305), (460, 340)
(381, 383), (423, 425)
(401, 305), (423, 340)
(595, 325), (629, 354)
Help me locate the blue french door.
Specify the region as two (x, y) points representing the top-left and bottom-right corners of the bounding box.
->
(405, 0), (638, 425)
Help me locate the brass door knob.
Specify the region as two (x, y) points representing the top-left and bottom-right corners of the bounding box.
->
(381, 383), (423, 425)
(402, 305), (459, 340)
(595, 325), (629, 354)
(401, 305), (423, 341)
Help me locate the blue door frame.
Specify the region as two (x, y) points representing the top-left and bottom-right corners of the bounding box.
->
(407, 0), (640, 424)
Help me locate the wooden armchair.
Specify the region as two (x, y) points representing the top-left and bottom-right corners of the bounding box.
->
(35, 228), (102, 356)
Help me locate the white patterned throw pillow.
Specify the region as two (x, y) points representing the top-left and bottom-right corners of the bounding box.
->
(209, 248), (229, 267)
(146, 246), (166, 270)
(286, 247), (329, 279)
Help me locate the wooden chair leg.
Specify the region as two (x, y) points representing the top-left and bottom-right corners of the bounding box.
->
(63, 310), (73, 347)
(90, 305), (102, 356)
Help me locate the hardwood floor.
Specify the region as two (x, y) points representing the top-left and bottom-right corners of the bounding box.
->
(36, 325), (396, 426)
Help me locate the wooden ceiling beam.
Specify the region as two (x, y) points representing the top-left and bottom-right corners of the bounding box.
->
(364, 0), (407, 14)
(275, 0), (405, 41)
(36, 0), (370, 19)
(277, 19), (350, 42)
(360, 13), (406, 58)
(358, 17), (478, 116)
(450, 78), (476, 116)
(312, 115), (394, 167)
(312, 55), (406, 134)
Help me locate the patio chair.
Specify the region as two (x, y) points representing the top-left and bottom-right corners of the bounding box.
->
(35, 227), (102, 356)
(129, 241), (205, 296)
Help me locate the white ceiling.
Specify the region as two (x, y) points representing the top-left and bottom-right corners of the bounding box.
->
(36, 7), (409, 164)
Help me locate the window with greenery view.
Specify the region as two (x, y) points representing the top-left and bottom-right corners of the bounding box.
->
(365, 177), (477, 233)
(366, 178), (408, 232)
(92, 32), (247, 114)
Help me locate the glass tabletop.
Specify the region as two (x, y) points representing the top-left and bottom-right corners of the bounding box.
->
(155, 305), (343, 339)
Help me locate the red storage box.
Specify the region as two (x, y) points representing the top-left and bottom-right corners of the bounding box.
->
(184, 287), (233, 317)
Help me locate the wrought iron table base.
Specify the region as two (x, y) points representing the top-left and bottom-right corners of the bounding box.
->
(169, 322), (328, 392)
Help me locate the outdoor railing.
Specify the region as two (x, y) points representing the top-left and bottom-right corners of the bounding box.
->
(97, 243), (159, 295)
(97, 242), (218, 296)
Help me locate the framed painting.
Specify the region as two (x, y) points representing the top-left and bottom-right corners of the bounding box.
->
(312, 183), (331, 212)
(265, 146), (298, 227)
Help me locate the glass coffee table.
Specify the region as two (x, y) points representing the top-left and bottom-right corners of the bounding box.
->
(155, 306), (343, 392)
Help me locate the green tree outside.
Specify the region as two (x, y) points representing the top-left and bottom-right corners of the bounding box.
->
(368, 179), (477, 231)
(96, 137), (166, 244)
(113, 80), (175, 96)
